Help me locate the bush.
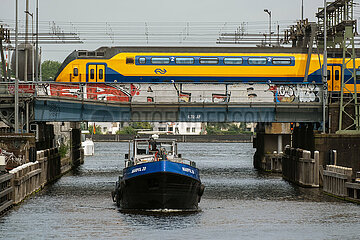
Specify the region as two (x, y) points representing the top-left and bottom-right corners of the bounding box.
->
(59, 143), (69, 158)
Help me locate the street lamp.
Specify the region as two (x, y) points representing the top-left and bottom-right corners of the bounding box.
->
(25, 10), (34, 81)
(35, 0), (39, 82)
(264, 9), (272, 47)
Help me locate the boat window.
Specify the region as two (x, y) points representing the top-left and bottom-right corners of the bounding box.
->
(139, 57), (146, 64)
(272, 57), (292, 65)
(176, 57), (195, 64)
(99, 69), (104, 80)
(137, 149), (147, 154)
(126, 57), (135, 64)
(73, 67), (78, 76)
(248, 57), (267, 65)
(223, 57), (243, 65)
(160, 143), (173, 153)
(90, 69), (95, 80)
(335, 70), (340, 80)
(151, 57), (170, 64)
(199, 57), (219, 64)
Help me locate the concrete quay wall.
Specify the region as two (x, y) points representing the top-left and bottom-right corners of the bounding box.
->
(282, 147), (320, 187)
(323, 165), (360, 203)
(0, 146), (83, 215)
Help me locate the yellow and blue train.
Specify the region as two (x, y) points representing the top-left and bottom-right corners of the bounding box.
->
(54, 47), (360, 92)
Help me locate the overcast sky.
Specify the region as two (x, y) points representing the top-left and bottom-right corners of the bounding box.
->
(0, 0), (333, 61)
(1, 0), (326, 22)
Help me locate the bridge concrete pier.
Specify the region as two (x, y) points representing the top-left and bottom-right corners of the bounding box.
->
(253, 123), (291, 172)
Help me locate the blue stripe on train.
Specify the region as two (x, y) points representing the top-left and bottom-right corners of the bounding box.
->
(105, 67), (360, 84)
(105, 67), (322, 83)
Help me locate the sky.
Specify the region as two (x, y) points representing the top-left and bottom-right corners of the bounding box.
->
(0, 0), (336, 62)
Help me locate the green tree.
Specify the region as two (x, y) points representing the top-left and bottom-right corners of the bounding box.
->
(115, 122), (153, 135)
(88, 124), (103, 135)
(41, 60), (61, 81)
(130, 122), (153, 130)
(116, 126), (136, 135)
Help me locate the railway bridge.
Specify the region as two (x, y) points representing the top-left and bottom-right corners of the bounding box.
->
(0, 81), (323, 124)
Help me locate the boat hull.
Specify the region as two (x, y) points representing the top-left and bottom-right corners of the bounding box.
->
(113, 161), (204, 210)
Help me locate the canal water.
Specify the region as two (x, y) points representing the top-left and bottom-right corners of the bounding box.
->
(0, 142), (359, 239)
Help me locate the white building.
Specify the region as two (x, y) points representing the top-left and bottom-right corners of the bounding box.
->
(153, 122), (204, 135)
(89, 122), (125, 134)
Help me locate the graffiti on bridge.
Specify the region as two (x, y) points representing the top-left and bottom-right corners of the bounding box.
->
(35, 83), (323, 104)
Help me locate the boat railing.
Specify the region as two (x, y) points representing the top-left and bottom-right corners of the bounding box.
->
(181, 158), (196, 168)
(125, 156), (196, 168)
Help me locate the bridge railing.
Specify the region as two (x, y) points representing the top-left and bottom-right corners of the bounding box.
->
(1, 81), (322, 105)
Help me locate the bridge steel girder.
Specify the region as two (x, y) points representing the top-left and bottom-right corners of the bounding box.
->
(33, 98), (322, 123)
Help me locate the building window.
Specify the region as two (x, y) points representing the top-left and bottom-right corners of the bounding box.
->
(186, 127), (190, 132)
(199, 57), (219, 64)
(158, 127), (166, 131)
(139, 57), (146, 64)
(272, 57), (292, 65)
(248, 57), (267, 65)
(151, 57), (170, 64)
(192, 127), (196, 133)
(176, 57), (194, 64)
(224, 57), (243, 65)
(126, 57), (135, 64)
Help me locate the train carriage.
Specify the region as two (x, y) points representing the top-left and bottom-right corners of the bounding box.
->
(54, 46), (360, 93)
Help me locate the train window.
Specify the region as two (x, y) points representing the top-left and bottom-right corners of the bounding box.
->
(199, 57), (219, 64)
(90, 69), (95, 80)
(357, 70), (360, 79)
(73, 68), (78, 77)
(176, 57), (194, 64)
(139, 57), (146, 64)
(99, 69), (103, 80)
(88, 52), (96, 57)
(224, 57), (243, 65)
(126, 58), (135, 64)
(335, 70), (340, 80)
(248, 57), (267, 65)
(272, 57), (292, 65)
(327, 70), (331, 80)
(151, 57), (170, 64)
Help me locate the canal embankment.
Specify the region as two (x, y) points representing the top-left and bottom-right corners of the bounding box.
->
(253, 123), (360, 204)
(92, 134), (253, 143)
(0, 123), (84, 215)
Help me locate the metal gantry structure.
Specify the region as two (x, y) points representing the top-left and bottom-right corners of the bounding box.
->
(317, 0), (359, 133)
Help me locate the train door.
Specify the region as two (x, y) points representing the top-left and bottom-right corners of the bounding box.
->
(327, 65), (341, 92)
(71, 65), (80, 82)
(97, 65), (105, 82)
(87, 64), (106, 82)
(333, 66), (341, 91)
(88, 65), (97, 82)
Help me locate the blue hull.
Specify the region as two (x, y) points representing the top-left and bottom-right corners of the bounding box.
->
(113, 161), (204, 210)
